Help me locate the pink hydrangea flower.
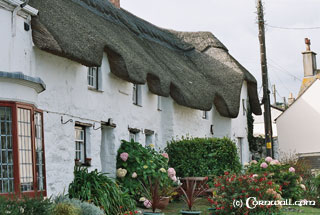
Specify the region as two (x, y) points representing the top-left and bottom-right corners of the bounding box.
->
(120, 152), (129, 162)
(265, 156), (273, 163)
(270, 160), (280, 165)
(167, 168), (176, 177)
(260, 162), (268, 168)
(289, 167), (295, 173)
(132, 172), (137, 178)
(250, 160), (258, 165)
(170, 175), (177, 182)
(162, 153), (169, 160)
(143, 200), (152, 209)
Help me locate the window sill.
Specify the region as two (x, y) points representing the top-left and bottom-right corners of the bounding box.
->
(88, 86), (103, 93)
(133, 103), (142, 107)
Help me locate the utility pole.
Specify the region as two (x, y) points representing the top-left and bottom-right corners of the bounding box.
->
(272, 84), (276, 105)
(257, 0), (273, 157)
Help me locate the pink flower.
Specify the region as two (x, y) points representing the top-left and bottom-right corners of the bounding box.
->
(170, 175), (177, 182)
(132, 172), (137, 178)
(120, 152), (129, 162)
(265, 157), (273, 163)
(260, 162), (268, 168)
(162, 153), (169, 160)
(167, 168), (176, 177)
(143, 200), (152, 209)
(250, 160), (258, 165)
(270, 160), (280, 165)
(289, 167), (295, 173)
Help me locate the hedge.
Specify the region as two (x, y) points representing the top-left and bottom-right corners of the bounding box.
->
(165, 137), (241, 177)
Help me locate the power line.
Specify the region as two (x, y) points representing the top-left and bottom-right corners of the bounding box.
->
(266, 24), (320, 30)
(268, 58), (302, 81)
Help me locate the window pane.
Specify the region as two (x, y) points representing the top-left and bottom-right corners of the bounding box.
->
(18, 108), (33, 192)
(35, 112), (45, 191)
(0, 107), (14, 194)
(88, 67), (98, 89)
(75, 127), (85, 163)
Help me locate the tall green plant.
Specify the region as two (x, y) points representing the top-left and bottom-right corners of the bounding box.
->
(165, 137), (241, 177)
(68, 167), (135, 215)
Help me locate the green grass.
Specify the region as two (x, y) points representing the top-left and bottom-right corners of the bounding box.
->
(161, 199), (320, 215)
(282, 206), (320, 214)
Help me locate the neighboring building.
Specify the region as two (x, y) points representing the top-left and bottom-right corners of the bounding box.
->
(276, 38), (320, 171)
(253, 104), (284, 159)
(0, 0), (261, 196)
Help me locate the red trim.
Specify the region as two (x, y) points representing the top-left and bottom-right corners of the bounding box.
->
(0, 101), (46, 197)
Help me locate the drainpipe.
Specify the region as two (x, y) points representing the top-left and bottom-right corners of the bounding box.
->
(12, 0), (29, 37)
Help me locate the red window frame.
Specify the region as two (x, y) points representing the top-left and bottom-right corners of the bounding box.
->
(0, 101), (46, 197)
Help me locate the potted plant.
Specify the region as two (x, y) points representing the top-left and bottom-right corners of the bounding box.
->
(180, 177), (208, 215)
(140, 177), (164, 215)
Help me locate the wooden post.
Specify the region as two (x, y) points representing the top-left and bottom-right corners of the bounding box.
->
(257, 0), (273, 157)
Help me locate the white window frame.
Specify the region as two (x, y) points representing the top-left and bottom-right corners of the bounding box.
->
(242, 99), (247, 116)
(133, 84), (142, 106)
(129, 132), (137, 142)
(237, 137), (243, 164)
(157, 96), (162, 111)
(87, 67), (100, 89)
(202, 111), (208, 119)
(75, 126), (86, 163)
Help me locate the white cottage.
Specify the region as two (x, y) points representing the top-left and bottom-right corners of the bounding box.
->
(0, 0), (261, 197)
(276, 39), (320, 170)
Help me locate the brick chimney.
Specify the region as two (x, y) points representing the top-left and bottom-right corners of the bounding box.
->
(109, 0), (120, 8)
(302, 38), (317, 77)
(288, 92), (295, 106)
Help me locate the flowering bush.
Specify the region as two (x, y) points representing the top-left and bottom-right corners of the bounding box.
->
(246, 158), (304, 201)
(208, 172), (281, 215)
(117, 140), (176, 201)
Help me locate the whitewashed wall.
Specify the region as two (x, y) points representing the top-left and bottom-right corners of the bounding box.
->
(0, 4), (251, 197)
(277, 80), (320, 157)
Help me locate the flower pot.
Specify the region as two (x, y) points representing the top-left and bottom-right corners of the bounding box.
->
(143, 213), (164, 215)
(180, 210), (202, 215)
(74, 159), (81, 166)
(85, 158), (92, 166)
(157, 197), (170, 210)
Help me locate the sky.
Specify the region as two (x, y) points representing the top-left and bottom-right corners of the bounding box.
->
(121, 0), (320, 103)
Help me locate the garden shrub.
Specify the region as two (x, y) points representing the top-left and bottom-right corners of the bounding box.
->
(246, 157), (304, 201)
(302, 174), (320, 208)
(68, 167), (136, 215)
(116, 140), (176, 201)
(208, 172), (282, 215)
(53, 195), (105, 215)
(0, 195), (52, 215)
(165, 137), (241, 177)
(52, 203), (80, 215)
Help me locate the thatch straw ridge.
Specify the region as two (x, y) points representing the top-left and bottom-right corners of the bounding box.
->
(29, 0), (261, 117)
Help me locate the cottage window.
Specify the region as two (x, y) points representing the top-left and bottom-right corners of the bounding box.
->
(129, 132), (136, 142)
(87, 67), (100, 89)
(202, 111), (208, 119)
(75, 126), (86, 164)
(157, 96), (162, 111)
(242, 99), (246, 116)
(237, 137), (243, 164)
(133, 84), (142, 106)
(0, 101), (46, 197)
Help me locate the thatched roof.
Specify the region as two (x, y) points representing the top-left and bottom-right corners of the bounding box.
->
(29, 0), (262, 118)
